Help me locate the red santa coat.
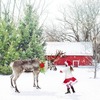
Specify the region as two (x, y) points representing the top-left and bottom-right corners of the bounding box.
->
(61, 66), (77, 85)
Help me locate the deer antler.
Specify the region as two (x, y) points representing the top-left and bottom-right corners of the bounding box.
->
(55, 50), (65, 57)
(50, 50), (65, 63)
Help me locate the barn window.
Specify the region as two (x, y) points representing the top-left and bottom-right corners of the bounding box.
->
(73, 60), (79, 67)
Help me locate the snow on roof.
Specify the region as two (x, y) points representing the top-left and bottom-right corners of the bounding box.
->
(45, 42), (93, 56)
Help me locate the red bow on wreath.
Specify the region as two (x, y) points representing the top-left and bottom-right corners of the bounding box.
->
(39, 62), (45, 68)
(39, 62), (45, 73)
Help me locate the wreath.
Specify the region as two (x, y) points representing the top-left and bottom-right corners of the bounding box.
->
(39, 62), (45, 73)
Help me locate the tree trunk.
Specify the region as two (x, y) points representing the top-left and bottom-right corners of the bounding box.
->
(94, 37), (97, 78)
(12, 0), (16, 21)
(0, 0), (1, 19)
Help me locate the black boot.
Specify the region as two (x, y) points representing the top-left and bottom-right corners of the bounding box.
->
(71, 86), (75, 93)
(65, 88), (71, 94)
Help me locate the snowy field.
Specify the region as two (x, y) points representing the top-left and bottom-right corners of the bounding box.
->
(0, 66), (100, 100)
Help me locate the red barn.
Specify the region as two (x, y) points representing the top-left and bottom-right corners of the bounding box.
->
(45, 42), (93, 67)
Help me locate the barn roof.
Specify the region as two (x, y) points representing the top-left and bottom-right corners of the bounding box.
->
(45, 42), (93, 56)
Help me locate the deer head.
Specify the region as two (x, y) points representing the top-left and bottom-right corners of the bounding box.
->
(50, 50), (65, 63)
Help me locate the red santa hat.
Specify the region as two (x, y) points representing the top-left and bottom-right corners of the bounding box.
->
(64, 60), (72, 66)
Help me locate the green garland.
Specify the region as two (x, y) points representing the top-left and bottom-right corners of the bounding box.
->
(40, 67), (45, 74)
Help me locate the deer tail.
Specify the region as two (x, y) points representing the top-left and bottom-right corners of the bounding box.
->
(10, 62), (14, 68)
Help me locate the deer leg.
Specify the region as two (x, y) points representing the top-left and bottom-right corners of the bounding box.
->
(10, 74), (14, 88)
(49, 65), (53, 70)
(13, 75), (20, 93)
(33, 72), (36, 87)
(54, 66), (57, 71)
(36, 74), (41, 89)
(52, 65), (57, 71)
(50, 67), (52, 70)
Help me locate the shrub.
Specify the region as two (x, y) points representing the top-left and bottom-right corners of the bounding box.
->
(0, 66), (12, 75)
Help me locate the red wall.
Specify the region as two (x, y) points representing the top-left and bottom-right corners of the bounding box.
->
(46, 55), (93, 67)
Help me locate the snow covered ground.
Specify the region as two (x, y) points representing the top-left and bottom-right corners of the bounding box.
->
(0, 66), (100, 100)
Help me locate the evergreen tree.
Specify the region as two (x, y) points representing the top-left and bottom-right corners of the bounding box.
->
(0, 4), (45, 67)
(18, 4), (44, 60)
(0, 12), (20, 66)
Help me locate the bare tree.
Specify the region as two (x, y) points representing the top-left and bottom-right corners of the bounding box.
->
(0, 0), (1, 19)
(12, 0), (16, 21)
(0, 0), (48, 25)
(16, 0), (23, 21)
(45, 2), (100, 39)
(59, 0), (100, 78)
(57, 0), (100, 41)
(44, 24), (73, 42)
(44, 0), (100, 78)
